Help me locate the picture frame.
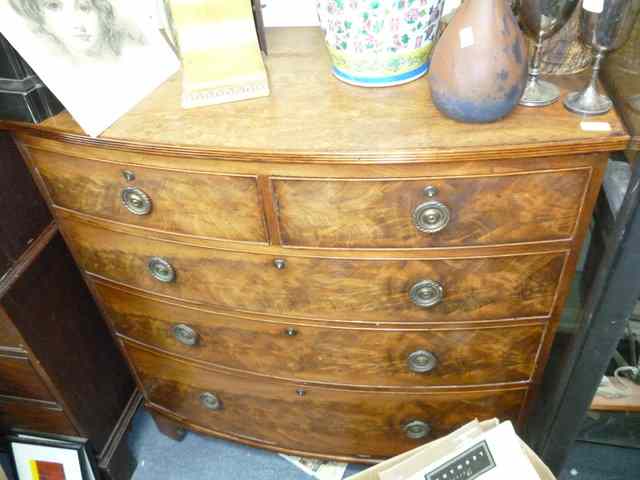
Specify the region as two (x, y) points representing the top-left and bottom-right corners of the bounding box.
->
(8, 431), (98, 480)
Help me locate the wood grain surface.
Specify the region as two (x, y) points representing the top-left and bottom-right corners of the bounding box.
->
(0, 308), (23, 349)
(0, 353), (54, 401)
(28, 147), (267, 243)
(1, 231), (134, 450)
(14, 135), (609, 178)
(273, 168), (591, 248)
(96, 281), (544, 388)
(0, 132), (51, 276)
(127, 342), (527, 459)
(0, 396), (76, 436)
(0, 29), (628, 161)
(61, 215), (567, 323)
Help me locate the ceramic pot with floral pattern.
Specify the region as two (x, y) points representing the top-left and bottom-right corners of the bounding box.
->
(317, 0), (445, 87)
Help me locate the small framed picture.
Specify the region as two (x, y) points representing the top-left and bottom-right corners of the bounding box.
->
(8, 432), (98, 480)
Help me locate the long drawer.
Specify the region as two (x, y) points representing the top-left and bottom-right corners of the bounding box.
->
(61, 215), (567, 323)
(127, 342), (527, 459)
(0, 352), (54, 401)
(0, 396), (76, 436)
(97, 281), (544, 387)
(272, 169), (591, 248)
(28, 148), (267, 243)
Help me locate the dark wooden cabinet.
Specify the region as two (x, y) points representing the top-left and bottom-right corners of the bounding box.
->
(0, 131), (138, 480)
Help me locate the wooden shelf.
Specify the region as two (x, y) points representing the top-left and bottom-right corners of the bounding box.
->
(591, 376), (640, 412)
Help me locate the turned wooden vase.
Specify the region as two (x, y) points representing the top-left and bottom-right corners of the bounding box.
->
(428, 0), (528, 123)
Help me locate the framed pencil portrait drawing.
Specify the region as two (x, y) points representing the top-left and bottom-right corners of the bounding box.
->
(0, 0), (180, 137)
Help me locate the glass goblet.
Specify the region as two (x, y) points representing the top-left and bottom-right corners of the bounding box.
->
(564, 0), (640, 115)
(519, 0), (580, 107)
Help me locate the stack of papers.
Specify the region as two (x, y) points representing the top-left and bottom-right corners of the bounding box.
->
(348, 419), (555, 480)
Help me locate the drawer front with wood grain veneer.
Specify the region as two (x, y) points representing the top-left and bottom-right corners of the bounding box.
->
(272, 169), (591, 248)
(0, 352), (54, 401)
(27, 148), (267, 243)
(61, 216), (567, 323)
(0, 396), (76, 436)
(0, 310), (23, 349)
(97, 281), (544, 387)
(126, 343), (527, 459)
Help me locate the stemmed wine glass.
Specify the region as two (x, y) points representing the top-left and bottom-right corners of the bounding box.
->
(519, 0), (580, 106)
(564, 0), (640, 115)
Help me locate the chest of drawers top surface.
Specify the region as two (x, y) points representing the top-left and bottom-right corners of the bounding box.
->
(2, 28), (628, 161)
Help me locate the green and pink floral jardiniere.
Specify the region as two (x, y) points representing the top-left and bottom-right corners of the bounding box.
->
(317, 0), (445, 87)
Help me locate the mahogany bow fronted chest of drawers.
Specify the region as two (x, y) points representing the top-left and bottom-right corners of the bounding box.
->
(2, 28), (629, 463)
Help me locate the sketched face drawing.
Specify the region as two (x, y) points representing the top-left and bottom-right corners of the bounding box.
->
(39, 0), (101, 56)
(8, 0), (143, 61)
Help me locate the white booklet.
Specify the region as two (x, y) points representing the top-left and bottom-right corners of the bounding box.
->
(0, 0), (179, 137)
(347, 419), (555, 480)
(395, 422), (540, 480)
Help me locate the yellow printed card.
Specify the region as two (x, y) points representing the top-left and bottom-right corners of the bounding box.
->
(167, 0), (270, 107)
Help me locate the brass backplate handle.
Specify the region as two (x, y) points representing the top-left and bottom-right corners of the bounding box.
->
(408, 350), (438, 373)
(121, 186), (152, 215)
(412, 200), (450, 233)
(409, 280), (444, 308)
(172, 324), (198, 346)
(148, 257), (176, 283)
(403, 420), (431, 440)
(200, 392), (222, 411)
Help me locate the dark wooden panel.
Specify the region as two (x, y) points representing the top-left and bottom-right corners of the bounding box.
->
(97, 281), (544, 387)
(28, 148), (267, 243)
(0, 353), (54, 401)
(0, 307), (23, 349)
(62, 215), (566, 323)
(0, 232), (134, 451)
(97, 391), (142, 480)
(0, 398), (77, 436)
(128, 342), (527, 459)
(0, 132), (51, 276)
(274, 169), (591, 248)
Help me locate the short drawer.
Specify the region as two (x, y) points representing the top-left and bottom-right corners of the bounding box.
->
(127, 343), (526, 459)
(0, 352), (54, 401)
(272, 169), (591, 248)
(63, 216), (566, 323)
(28, 148), (267, 243)
(0, 396), (76, 436)
(98, 281), (544, 387)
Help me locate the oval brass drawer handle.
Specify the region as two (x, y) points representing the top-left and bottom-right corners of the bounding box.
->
(409, 280), (444, 308)
(121, 186), (152, 215)
(407, 350), (438, 373)
(413, 200), (450, 233)
(200, 392), (222, 411)
(403, 420), (431, 440)
(148, 257), (176, 283)
(172, 324), (198, 346)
